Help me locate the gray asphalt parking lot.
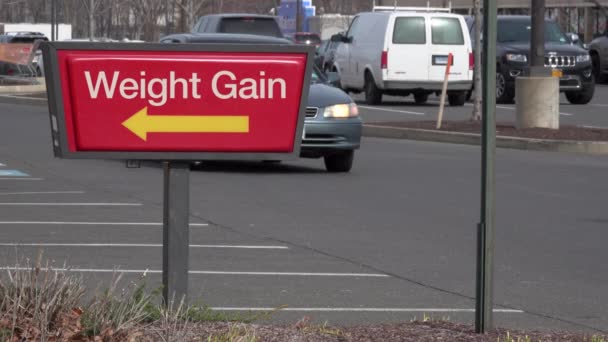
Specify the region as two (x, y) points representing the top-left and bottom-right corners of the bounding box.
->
(1, 92), (608, 333)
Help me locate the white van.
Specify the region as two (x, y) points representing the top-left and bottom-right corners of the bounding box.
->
(332, 7), (473, 106)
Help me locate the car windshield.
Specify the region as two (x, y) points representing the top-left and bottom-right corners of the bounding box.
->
(218, 17), (283, 38)
(497, 19), (569, 44)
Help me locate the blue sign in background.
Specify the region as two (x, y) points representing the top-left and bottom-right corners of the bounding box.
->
(278, 0), (316, 36)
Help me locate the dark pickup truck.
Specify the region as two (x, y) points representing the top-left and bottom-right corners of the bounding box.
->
(190, 14), (283, 38)
(467, 15), (595, 104)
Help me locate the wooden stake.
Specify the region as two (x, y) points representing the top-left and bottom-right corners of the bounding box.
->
(437, 53), (454, 129)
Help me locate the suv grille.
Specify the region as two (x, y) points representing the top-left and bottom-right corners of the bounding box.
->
(305, 107), (318, 118)
(544, 55), (575, 68)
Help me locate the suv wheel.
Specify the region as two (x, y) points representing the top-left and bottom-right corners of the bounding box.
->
(364, 73), (382, 105)
(496, 71), (514, 103)
(448, 91), (466, 106)
(324, 150), (354, 173)
(565, 76), (595, 105)
(414, 92), (428, 104)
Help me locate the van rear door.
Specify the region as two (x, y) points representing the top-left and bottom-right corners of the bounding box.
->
(427, 16), (471, 83)
(385, 15), (429, 82)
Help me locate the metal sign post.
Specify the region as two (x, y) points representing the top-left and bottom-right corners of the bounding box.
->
(162, 161), (190, 303)
(476, 0), (498, 333)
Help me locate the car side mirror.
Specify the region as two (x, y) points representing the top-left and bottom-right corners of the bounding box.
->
(326, 72), (341, 87)
(330, 34), (342, 42)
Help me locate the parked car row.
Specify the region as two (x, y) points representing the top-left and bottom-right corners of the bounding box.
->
(312, 8), (604, 106)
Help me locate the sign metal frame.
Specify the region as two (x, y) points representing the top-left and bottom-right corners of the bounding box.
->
(42, 42), (314, 161)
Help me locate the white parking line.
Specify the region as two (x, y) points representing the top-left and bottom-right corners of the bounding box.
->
(464, 102), (574, 116)
(358, 105), (425, 116)
(0, 191), (85, 196)
(0, 243), (287, 249)
(0, 202), (142, 206)
(0, 221), (208, 226)
(0, 178), (43, 181)
(210, 307), (523, 313)
(2, 267), (389, 277)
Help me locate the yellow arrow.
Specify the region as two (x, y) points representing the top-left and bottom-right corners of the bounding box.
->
(122, 107), (249, 141)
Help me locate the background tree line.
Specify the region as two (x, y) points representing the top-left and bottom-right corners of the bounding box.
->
(0, 0), (372, 41)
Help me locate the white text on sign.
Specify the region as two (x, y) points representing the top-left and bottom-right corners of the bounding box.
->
(84, 71), (287, 107)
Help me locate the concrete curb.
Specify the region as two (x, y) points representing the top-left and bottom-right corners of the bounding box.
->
(0, 81), (46, 95)
(363, 124), (608, 154)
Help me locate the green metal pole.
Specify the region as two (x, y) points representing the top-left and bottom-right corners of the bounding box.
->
(476, 0), (497, 334)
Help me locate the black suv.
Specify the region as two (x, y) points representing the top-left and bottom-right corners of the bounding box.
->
(467, 16), (594, 104)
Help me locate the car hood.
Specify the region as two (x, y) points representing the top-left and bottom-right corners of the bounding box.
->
(501, 42), (587, 55)
(307, 83), (352, 108)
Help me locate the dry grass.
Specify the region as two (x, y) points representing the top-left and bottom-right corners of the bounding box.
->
(0, 253), (85, 341)
(80, 272), (155, 338)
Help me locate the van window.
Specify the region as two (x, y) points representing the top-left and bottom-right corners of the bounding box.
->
(346, 16), (360, 40)
(393, 17), (426, 44)
(431, 17), (464, 45)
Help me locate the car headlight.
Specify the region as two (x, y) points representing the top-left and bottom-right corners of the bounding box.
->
(323, 103), (359, 118)
(505, 54), (527, 63)
(576, 54), (590, 63)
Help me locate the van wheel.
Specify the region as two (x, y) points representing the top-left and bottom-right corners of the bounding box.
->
(565, 76), (595, 104)
(448, 91), (466, 106)
(364, 73), (382, 105)
(324, 150), (354, 173)
(414, 92), (428, 104)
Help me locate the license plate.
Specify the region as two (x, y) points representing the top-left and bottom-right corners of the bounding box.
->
(552, 69), (563, 78)
(436, 56), (448, 65)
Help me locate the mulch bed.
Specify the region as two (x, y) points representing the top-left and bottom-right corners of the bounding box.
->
(132, 320), (605, 342)
(369, 120), (608, 142)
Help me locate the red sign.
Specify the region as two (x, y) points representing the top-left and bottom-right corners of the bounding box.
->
(45, 44), (312, 158)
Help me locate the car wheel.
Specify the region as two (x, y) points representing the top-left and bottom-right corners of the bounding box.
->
(324, 150), (354, 173)
(414, 92), (428, 104)
(592, 53), (608, 84)
(496, 71), (514, 103)
(565, 76), (595, 105)
(364, 72), (382, 105)
(448, 91), (466, 106)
